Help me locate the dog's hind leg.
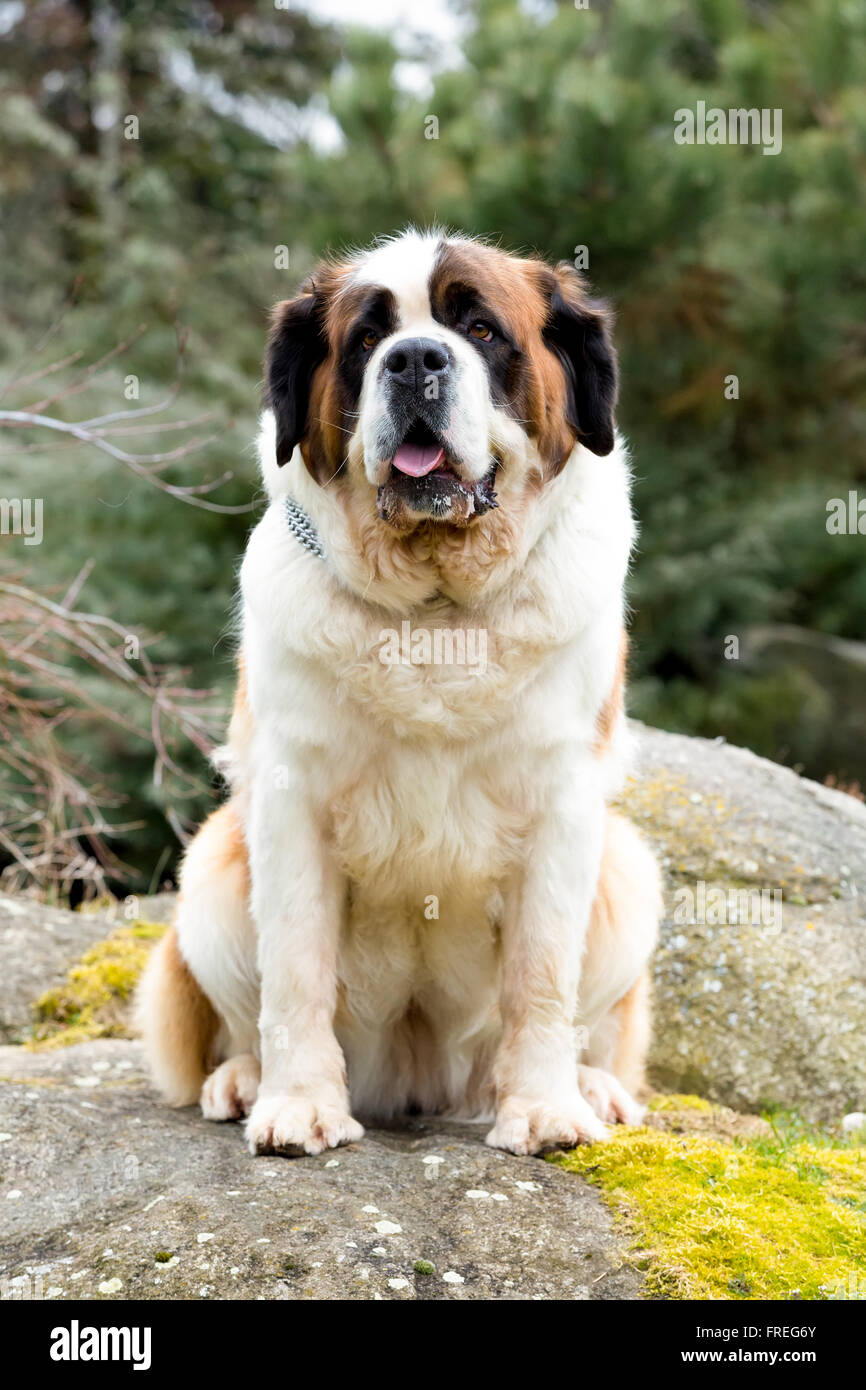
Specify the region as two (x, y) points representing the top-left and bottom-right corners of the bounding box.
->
(137, 802), (261, 1119)
(199, 1052), (261, 1122)
(592, 970), (652, 1097)
(576, 810), (661, 1125)
(578, 973), (652, 1125)
(135, 923), (220, 1107)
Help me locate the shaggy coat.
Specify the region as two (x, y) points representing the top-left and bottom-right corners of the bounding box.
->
(138, 230), (661, 1156)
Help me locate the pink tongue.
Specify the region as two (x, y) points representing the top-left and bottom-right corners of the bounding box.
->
(391, 443), (445, 477)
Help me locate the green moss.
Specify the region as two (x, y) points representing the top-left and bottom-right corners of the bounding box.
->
(550, 1096), (866, 1300)
(413, 1260), (435, 1276)
(154, 1252), (173, 1264)
(29, 920), (166, 1050)
(649, 1093), (714, 1114)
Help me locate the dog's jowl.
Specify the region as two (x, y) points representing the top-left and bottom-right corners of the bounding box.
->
(137, 230), (662, 1157)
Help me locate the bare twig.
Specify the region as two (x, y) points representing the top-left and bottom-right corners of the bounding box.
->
(0, 318), (250, 898)
(0, 577), (227, 898)
(0, 319), (257, 514)
(0, 277), (83, 402)
(0, 409), (253, 512)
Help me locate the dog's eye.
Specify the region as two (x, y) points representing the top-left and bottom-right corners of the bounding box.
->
(469, 320), (493, 342)
(361, 329), (380, 351)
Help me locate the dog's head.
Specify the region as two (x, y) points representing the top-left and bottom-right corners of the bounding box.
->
(264, 230), (617, 532)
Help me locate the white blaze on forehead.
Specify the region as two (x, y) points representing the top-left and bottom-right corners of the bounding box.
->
(349, 229), (496, 487)
(348, 230), (442, 328)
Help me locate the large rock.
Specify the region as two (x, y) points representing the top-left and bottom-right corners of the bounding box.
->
(0, 1040), (639, 1302)
(628, 726), (866, 1124)
(0, 726), (864, 1306)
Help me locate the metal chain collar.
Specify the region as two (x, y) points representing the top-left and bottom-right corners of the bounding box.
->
(284, 496), (326, 560)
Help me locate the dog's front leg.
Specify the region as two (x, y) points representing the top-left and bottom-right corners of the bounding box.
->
(244, 775), (362, 1157)
(486, 766), (608, 1156)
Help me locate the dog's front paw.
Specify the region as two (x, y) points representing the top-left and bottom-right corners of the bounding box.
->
(245, 1094), (364, 1157)
(578, 1065), (645, 1126)
(485, 1092), (608, 1155)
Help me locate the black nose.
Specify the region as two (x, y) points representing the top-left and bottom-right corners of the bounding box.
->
(382, 337), (451, 388)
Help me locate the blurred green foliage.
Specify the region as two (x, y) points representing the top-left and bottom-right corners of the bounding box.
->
(1, 0), (864, 890)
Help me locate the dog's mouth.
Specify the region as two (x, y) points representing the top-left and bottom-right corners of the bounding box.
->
(378, 419), (499, 529)
(390, 418), (448, 479)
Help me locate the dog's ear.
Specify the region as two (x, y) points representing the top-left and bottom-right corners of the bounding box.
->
(265, 277), (329, 469)
(543, 262), (618, 462)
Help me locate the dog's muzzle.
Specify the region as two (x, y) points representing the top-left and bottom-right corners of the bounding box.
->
(375, 336), (498, 528)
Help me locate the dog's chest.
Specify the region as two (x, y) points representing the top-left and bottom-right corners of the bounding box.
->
(328, 734), (533, 907)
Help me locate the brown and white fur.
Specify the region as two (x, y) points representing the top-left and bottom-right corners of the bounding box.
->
(137, 229), (662, 1157)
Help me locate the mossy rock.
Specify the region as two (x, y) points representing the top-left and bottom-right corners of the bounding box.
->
(550, 1095), (866, 1300)
(30, 921), (166, 1050)
(629, 726), (866, 1124)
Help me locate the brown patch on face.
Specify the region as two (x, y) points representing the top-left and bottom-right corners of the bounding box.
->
(430, 241), (548, 363)
(303, 355), (347, 485)
(428, 241), (588, 477)
(302, 275), (402, 486)
(431, 241), (555, 465)
(266, 261), (365, 485)
(429, 239), (617, 477)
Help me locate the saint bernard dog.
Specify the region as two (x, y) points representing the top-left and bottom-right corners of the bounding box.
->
(138, 228), (662, 1157)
